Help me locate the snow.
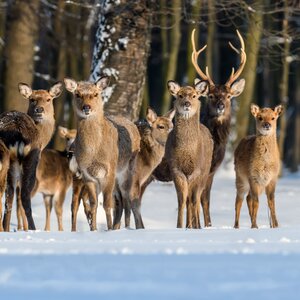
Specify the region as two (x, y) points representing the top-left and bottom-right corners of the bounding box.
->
(1, 166), (300, 299)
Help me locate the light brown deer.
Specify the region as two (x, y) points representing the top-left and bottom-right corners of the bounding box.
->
(0, 82), (63, 231)
(166, 80), (213, 228)
(65, 76), (118, 231)
(0, 140), (10, 231)
(190, 29), (246, 227)
(113, 107), (175, 229)
(234, 104), (283, 229)
(16, 126), (76, 231)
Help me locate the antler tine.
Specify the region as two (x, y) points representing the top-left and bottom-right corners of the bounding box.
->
(225, 29), (247, 87)
(191, 29), (214, 86)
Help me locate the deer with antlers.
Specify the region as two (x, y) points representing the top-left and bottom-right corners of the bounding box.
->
(190, 29), (247, 227)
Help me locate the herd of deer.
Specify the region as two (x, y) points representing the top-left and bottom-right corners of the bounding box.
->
(0, 30), (283, 232)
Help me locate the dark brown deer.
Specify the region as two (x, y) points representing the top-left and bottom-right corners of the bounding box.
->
(0, 82), (63, 231)
(234, 104), (283, 229)
(0, 140), (9, 231)
(191, 29), (247, 227)
(16, 126), (76, 231)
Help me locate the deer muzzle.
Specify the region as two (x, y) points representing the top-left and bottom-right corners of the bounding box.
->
(82, 104), (91, 115)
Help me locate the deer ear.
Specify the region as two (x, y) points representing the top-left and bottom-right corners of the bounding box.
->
(49, 82), (63, 98)
(95, 76), (110, 90)
(64, 78), (77, 93)
(18, 83), (32, 99)
(167, 81), (181, 96)
(274, 105), (283, 117)
(250, 103), (260, 117)
(194, 80), (208, 96)
(164, 108), (176, 121)
(146, 107), (157, 125)
(58, 126), (68, 138)
(231, 79), (245, 97)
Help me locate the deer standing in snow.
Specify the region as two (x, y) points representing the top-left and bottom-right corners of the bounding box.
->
(0, 82), (63, 231)
(234, 104), (283, 229)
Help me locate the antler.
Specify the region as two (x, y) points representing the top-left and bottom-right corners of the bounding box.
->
(191, 29), (214, 86)
(225, 30), (247, 87)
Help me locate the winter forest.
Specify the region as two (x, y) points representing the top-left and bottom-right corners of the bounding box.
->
(1, 1), (300, 300)
(0, 0), (299, 170)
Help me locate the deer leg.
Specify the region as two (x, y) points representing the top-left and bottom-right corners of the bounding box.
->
(0, 178), (7, 232)
(173, 172), (188, 228)
(20, 151), (40, 231)
(85, 182), (98, 231)
(3, 168), (15, 231)
(246, 193), (253, 219)
(191, 186), (202, 229)
(102, 179), (114, 231)
(81, 186), (91, 223)
(249, 185), (260, 229)
(54, 190), (66, 231)
(43, 195), (53, 231)
(124, 196), (132, 229)
(113, 185), (123, 230)
(234, 192), (244, 229)
(186, 197), (193, 228)
(266, 180), (278, 228)
(201, 174), (214, 227)
(71, 179), (83, 232)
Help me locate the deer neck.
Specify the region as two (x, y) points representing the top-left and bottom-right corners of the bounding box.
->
(174, 110), (200, 142)
(35, 118), (55, 150)
(255, 131), (278, 156)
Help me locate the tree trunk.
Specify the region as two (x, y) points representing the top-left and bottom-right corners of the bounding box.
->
(235, 1), (263, 145)
(278, 0), (291, 173)
(206, 0), (216, 81)
(3, 0), (40, 112)
(186, 0), (202, 85)
(160, 0), (181, 114)
(90, 0), (152, 121)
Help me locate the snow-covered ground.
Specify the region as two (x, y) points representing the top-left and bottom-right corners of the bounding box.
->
(0, 165), (300, 299)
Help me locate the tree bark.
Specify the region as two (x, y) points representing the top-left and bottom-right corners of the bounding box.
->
(278, 0), (291, 172)
(90, 0), (152, 121)
(235, 1), (263, 146)
(160, 0), (181, 114)
(3, 0), (40, 112)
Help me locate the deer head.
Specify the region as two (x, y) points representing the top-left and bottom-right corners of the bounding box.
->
(64, 76), (109, 118)
(146, 107), (175, 144)
(58, 126), (77, 151)
(191, 29), (246, 120)
(167, 80), (208, 119)
(251, 104), (283, 136)
(19, 82), (63, 123)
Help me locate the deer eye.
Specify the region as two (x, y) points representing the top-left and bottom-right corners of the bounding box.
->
(75, 92), (80, 98)
(258, 117), (263, 121)
(94, 93), (98, 97)
(208, 95), (213, 100)
(157, 125), (165, 129)
(47, 98), (51, 102)
(193, 95), (196, 98)
(227, 94), (231, 99)
(272, 117), (275, 120)
(30, 99), (37, 105)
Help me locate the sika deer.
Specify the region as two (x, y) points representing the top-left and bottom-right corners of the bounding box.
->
(190, 29), (247, 227)
(0, 140), (9, 231)
(65, 76), (118, 231)
(166, 80), (213, 228)
(17, 126), (76, 231)
(234, 104), (283, 229)
(113, 107), (175, 229)
(0, 82), (63, 231)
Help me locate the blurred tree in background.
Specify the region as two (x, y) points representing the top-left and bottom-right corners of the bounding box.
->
(0, 0), (299, 172)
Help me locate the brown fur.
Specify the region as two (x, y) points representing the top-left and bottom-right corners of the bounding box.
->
(0, 140), (10, 231)
(65, 77), (119, 231)
(0, 82), (63, 231)
(114, 108), (175, 229)
(166, 80), (213, 228)
(16, 126), (76, 231)
(234, 104), (283, 229)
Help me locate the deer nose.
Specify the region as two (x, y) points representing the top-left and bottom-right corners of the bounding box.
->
(217, 103), (225, 111)
(263, 122), (271, 129)
(184, 101), (191, 107)
(82, 104), (91, 111)
(34, 106), (44, 114)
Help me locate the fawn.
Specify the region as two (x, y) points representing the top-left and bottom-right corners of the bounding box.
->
(17, 126), (76, 231)
(113, 107), (175, 229)
(166, 80), (213, 228)
(234, 104), (283, 229)
(0, 82), (63, 231)
(65, 76), (118, 231)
